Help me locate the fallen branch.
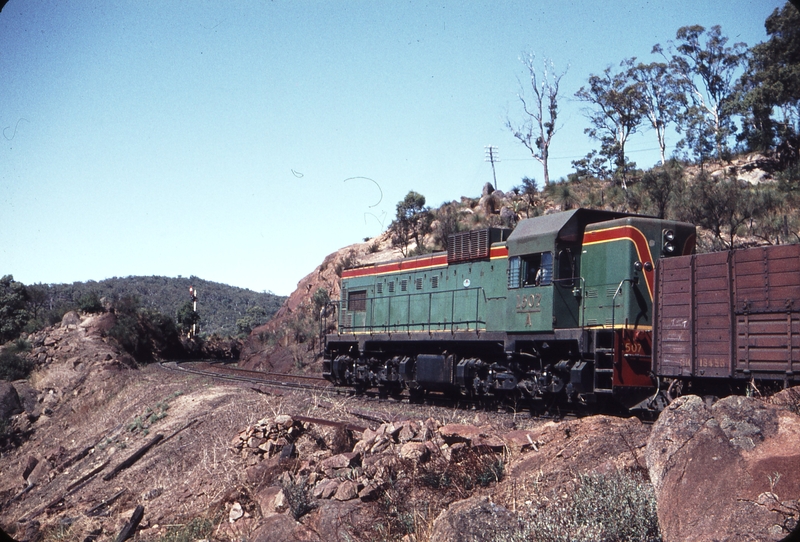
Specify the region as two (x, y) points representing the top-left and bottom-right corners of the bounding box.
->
(114, 504), (144, 542)
(349, 409), (391, 425)
(86, 488), (126, 517)
(66, 459), (110, 492)
(160, 419), (198, 445)
(103, 434), (164, 481)
(58, 444), (93, 473)
(17, 459), (111, 522)
(8, 482), (35, 504)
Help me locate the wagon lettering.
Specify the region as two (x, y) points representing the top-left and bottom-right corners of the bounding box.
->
(698, 357), (726, 368)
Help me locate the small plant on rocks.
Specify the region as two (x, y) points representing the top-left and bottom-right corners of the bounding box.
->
(157, 516), (215, 542)
(517, 468), (661, 542)
(281, 474), (315, 520)
(0, 338), (33, 381)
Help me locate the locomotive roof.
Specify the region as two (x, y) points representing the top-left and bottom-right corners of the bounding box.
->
(506, 208), (635, 256)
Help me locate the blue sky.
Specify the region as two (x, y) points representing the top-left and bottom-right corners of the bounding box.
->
(0, 0), (783, 296)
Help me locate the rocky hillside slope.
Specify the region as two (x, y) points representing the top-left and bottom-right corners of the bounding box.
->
(1, 312), (799, 541)
(238, 230), (403, 373)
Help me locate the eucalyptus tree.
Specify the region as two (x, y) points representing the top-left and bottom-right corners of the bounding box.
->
(575, 64), (645, 187)
(682, 172), (767, 249)
(637, 160), (684, 219)
(390, 191), (433, 257)
(655, 25), (747, 161)
(735, 2), (800, 154)
(506, 53), (568, 187)
(625, 59), (685, 165)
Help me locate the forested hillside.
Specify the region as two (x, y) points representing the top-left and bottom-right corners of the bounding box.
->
(19, 275), (285, 338)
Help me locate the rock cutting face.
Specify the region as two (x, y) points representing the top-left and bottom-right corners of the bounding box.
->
(646, 392), (800, 542)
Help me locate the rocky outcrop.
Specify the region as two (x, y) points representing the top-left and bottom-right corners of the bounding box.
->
(0, 312), (132, 451)
(238, 232), (402, 373)
(232, 414), (305, 460)
(25, 312), (130, 374)
(430, 495), (521, 542)
(646, 393), (800, 542)
(225, 412), (664, 541)
(0, 381), (24, 421)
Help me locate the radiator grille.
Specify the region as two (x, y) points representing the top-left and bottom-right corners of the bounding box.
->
(448, 229), (490, 263)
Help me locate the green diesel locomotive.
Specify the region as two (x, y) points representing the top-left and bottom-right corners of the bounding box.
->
(323, 208), (696, 410)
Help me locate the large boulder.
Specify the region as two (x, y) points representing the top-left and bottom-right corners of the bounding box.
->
(646, 393), (800, 541)
(60, 311), (81, 327)
(250, 512), (319, 542)
(0, 381), (24, 421)
(505, 415), (650, 486)
(11, 381), (38, 414)
(429, 496), (522, 542)
(303, 500), (370, 541)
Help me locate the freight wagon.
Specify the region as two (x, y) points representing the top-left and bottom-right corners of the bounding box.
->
(655, 244), (800, 397)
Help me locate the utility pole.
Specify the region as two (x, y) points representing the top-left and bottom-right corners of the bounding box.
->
(188, 286), (198, 338)
(484, 145), (499, 190)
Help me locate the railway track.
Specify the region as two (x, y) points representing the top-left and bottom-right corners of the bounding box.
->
(160, 360), (335, 394)
(158, 360), (587, 421)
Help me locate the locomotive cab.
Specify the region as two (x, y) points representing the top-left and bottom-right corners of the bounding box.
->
(500, 210), (695, 408)
(505, 209), (634, 334)
(580, 216), (696, 406)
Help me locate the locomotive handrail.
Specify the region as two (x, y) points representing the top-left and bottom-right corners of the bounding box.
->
(573, 276), (586, 330)
(611, 277), (636, 331)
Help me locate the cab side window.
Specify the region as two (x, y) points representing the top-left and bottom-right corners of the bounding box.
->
(509, 252), (553, 288)
(524, 252), (554, 287)
(508, 257), (522, 289)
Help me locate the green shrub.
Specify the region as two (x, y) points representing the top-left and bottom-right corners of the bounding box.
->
(106, 297), (182, 362)
(157, 517), (214, 542)
(312, 288), (330, 317)
(519, 469), (661, 542)
(0, 339), (33, 380)
(0, 275), (30, 344)
(334, 251), (359, 277)
(107, 312), (141, 356)
(475, 458), (504, 487)
(78, 291), (104, 313)
(235, 305), (268, 337)
(417, 451), (504, 492)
